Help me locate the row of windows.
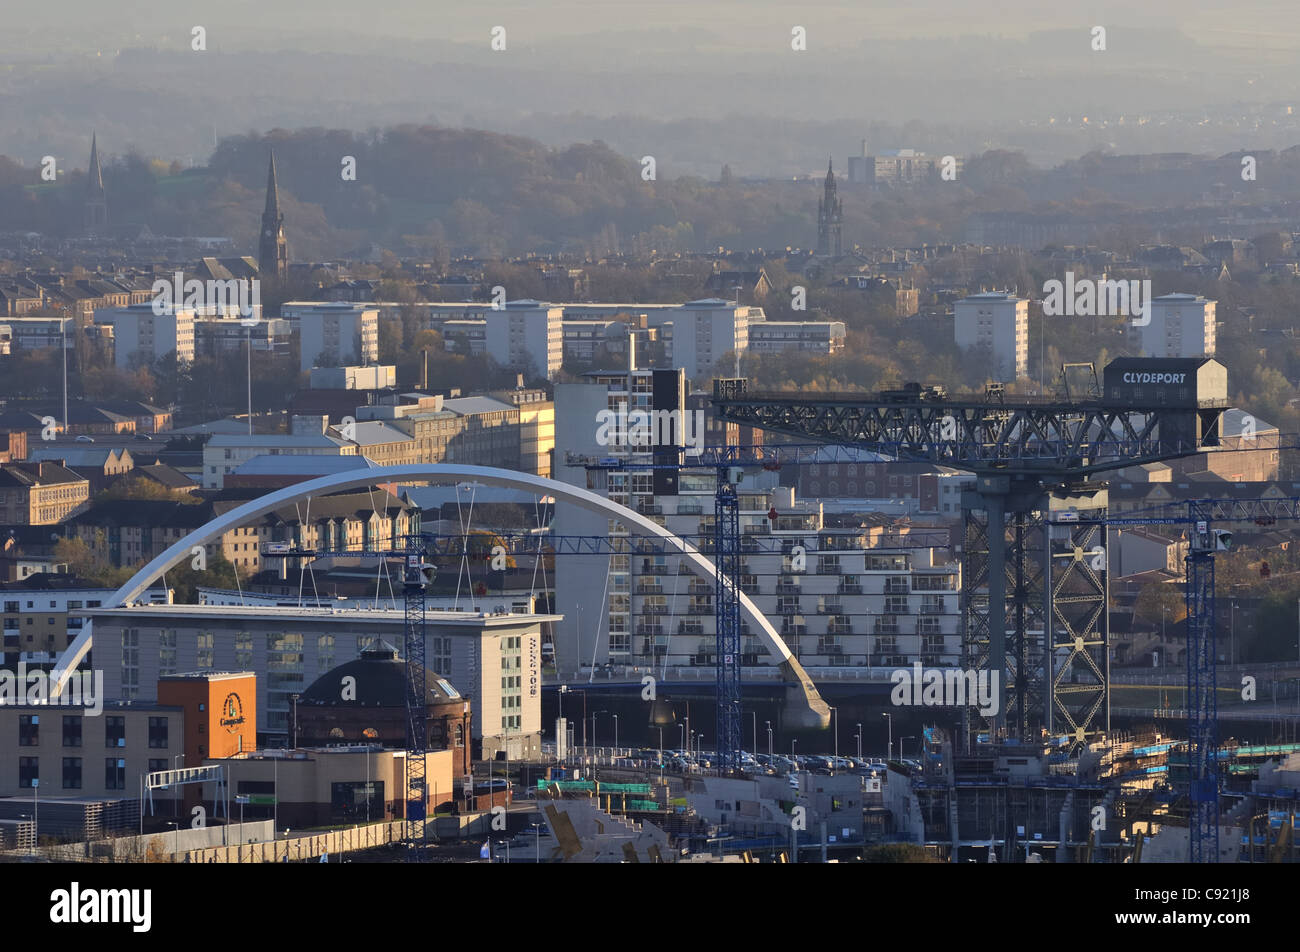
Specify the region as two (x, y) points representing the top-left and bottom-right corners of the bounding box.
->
(19, 756), (168, 790)
(19, 714), (169, 749)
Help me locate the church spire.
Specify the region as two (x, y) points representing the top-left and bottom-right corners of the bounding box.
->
(259, 148), (288, 280)
(88, 133), (105, 197)
(264, 148), (281, 218)
(84, 133), (107, 233)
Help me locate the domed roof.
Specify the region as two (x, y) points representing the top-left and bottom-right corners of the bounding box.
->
(300, 639), (462, 707)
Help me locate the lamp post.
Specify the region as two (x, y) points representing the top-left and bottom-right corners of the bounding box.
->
(166, 821), (178, 857)
(1230, 600), (1237, 667)
(31, 779), (39, 856)
(766, 720), (773, 759)
(830, 706), (838, 771)
(882, 713), (892, 761)
(613, 714), (619, 752)
(291, 693), (300, 749)
(855, 724), (863, 761)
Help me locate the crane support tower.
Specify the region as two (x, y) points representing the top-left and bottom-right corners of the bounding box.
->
(714, 357), (1231, 859)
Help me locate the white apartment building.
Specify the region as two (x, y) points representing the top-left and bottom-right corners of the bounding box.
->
(2, 583), (170, 670)
(282, 302), (380, 372)
(95, 303), (196, 369)
(748, 319), (846, 355)
(0, 316), (75, 354)
(1131, 293), (1216, 358)
(200, 414), (358, 489)
(552, 368), (961, 677)
(662, 299), (751, 379)
(953, 292), (1028, 382)
(483, 299), (564, 381)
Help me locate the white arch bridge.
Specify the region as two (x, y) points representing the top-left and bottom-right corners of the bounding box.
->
(52, 464), (830, 729)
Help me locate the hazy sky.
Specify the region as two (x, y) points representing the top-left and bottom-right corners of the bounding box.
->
(8, 1), (1300, 174)
(12, 0), (1300, 52)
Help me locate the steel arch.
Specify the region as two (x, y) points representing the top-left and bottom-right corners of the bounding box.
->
(52, 463), (830, 727)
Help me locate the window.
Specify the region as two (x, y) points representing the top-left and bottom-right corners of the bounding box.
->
(19, 714), (38, 746)
(18, 757), (38, 788)
(158, 629), (177, 676)
(196, 631), (214, 668)
(62, 715), (81, 747)
(235, 631), (253, 667)
(148, 758), (167, 775)
(105, 715), (126, 748)
(105, 758), (126, 790)
(148, 716), (168, 749)
(62, 757), (82, 790)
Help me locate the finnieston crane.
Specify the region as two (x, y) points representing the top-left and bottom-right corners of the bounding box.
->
(713, 357), (1235, 861)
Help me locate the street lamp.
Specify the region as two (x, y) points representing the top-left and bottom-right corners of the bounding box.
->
(882, 713), (892, 761)
(613, 713), (619, 751)
(830, 706), (838, 770)
(766, 720), (773, 759)
(791, 738), (798, 760)
(166, 821), (179, 857)
(855, 724), (862, 761)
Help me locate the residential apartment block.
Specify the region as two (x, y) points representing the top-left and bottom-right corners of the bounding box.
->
(1129, 292), (1216, 358)
(953, 291), (1028, 382)
(282, 302), (380, 372)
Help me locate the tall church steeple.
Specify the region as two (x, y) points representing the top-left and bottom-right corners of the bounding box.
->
(816, 157), (842, 257)
(259, 149), (288, 280)
(84, 133), (107, 233)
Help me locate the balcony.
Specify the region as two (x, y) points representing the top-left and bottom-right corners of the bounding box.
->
(776, 581), (802, 596)
(884, 578), (910, 595)
(636, 502), (663, 516)
(838, 582), (863, 595)
(641, 605), (668, 615)
(635, 624), (663, 637)
(919, 599), (947, 615)
(635, 582), (663, 595)
(827, 619), (854, 636)
(874, 617), (901, 636)
(818, 600), (844, 615)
